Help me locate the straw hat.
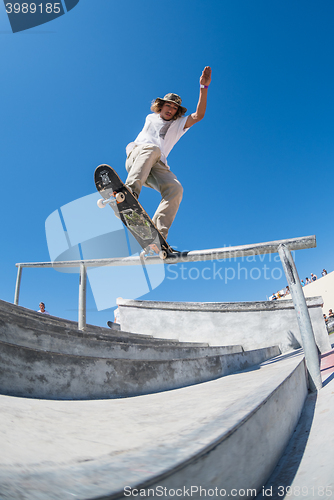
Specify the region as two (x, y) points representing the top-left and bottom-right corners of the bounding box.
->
(153, 93), (187, 114)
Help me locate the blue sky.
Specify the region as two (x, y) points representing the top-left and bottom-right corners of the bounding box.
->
(1, 0), (333, 327)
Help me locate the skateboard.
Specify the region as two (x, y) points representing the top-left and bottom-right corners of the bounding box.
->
(94, 164), (175, 259)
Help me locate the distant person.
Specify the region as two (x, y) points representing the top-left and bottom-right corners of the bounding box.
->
(328, 309), (334, 319)
(124, 66), (212, 240)
(310, 273), (317, 281)
(322, 269), (327, 277)
(323, 313), (328, 323)
(305, 277), (311, 285)
(37, 302), (50, 315)
(301, 280), (305, 287)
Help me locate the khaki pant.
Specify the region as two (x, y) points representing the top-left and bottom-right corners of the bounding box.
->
(125, 144), (183, 238)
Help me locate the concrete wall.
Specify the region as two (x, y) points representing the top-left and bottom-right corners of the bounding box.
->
(0, 340), (279, 400)
(118, 296), (331, 354)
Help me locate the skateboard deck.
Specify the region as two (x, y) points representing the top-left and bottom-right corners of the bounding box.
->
(94, 164), (174, 259)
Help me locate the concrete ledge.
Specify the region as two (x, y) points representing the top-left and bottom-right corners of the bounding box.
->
(118, 297), (331, 354)
(0, 299), (209, 347)
(0, 352), (307, 499)
(0, 299), (153, 339)
(0, 340), (280, 400)
(0, 319), (244, 360)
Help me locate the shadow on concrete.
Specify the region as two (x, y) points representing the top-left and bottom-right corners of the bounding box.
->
(320, 350), (334, 360)
(227, 350), (304, 387)
(260, 348), (303, 365)
(320, 348), (334, 386)
(255, 391), (317, 499)
(323, 371), (334, 387)
(287, 330), (301, 350)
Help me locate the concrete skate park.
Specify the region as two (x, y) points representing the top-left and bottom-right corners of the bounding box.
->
(1, 236), (334, 499)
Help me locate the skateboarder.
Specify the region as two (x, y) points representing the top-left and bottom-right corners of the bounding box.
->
(125, 66), (212, 240)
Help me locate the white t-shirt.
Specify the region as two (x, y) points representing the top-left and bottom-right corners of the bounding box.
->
(126, 113), (189, 167)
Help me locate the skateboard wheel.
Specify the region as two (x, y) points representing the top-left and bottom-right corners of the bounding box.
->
(159, 250), (168, 260)
(115, 192), (125, 203)
(97, 198), (106, 208)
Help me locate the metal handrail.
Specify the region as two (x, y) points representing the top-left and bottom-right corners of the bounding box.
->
(15, 235), (316, 269)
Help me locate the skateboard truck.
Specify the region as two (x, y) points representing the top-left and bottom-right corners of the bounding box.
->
(140, 244), (169, 260)
(97, 191), (125, 208)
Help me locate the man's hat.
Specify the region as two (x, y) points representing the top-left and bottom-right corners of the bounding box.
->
(154, 93), (187, 114)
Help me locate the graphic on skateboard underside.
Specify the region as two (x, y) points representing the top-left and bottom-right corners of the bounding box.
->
(121, 209), (154, 241)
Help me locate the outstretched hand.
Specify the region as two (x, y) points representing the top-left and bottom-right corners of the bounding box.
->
(184, 66), (212, 129)
(200, 66), (212, 87)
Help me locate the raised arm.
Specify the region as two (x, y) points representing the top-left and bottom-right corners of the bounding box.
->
(184, 66), (212, 129)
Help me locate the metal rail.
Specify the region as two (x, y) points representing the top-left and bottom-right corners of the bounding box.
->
(14, 234), (321, 391)
(14, 235), (315, 270)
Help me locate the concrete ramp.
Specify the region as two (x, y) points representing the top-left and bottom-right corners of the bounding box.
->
(0, 326), (243, 360)
(0, 351), (307, 500)
(0, 339), (279, 400)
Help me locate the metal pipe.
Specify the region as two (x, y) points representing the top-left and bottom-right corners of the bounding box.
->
(14, 265), (22, 305)
(78, 263), (87, 331)
(278, 244), (322, 392)
(15, 235), (316, 270)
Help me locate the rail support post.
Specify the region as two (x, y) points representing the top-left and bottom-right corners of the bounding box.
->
(14, 265), (22, 305)
(78, 263), (87, 331)
(278, 244), (322, 392)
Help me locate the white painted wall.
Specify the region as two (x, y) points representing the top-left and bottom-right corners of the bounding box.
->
(118, 297), (331, 354)
(280, 270), (334, 315)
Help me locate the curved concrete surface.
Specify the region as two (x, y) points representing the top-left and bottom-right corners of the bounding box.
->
(0, 300), (244, 360)
(0, 339), (279, 400)
(0, 352), (307, 500)
(0, 299), (154, 340)
(0, 298), (210, 348)
(0, 326), (243, 360)
(117, 297), (331, 354)
(257, 344), (334, 498)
